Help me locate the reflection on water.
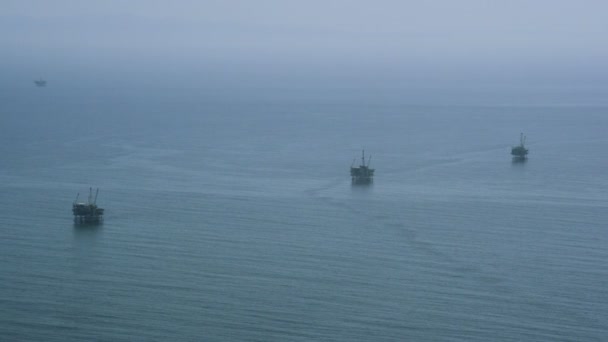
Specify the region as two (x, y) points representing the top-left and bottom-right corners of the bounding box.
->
(73, 222), (103, 240)
(71, 222), (103, 274)
(351, 182), (374, 196)
(511, 157), (528, 165)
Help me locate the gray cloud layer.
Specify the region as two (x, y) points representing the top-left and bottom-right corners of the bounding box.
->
(3, 0), (607, 86)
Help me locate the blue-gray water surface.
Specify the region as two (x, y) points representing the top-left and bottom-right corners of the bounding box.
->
(1, 86), (607, 341)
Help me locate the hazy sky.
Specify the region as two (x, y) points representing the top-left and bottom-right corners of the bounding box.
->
(3, 0), (608, 86)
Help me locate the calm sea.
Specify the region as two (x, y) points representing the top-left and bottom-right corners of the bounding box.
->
(1, 85), (607, 341)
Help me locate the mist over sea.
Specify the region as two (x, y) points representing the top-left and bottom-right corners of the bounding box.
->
(1, 83), (607, 341)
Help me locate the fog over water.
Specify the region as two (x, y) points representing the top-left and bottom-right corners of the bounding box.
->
(1, 1), (608, 341)
(2, 0), (608, 91)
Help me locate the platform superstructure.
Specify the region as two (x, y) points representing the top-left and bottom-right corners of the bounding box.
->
(73, 188), (104, 224)
(350, 150), (374, 184)
(511, 133), (529, 159)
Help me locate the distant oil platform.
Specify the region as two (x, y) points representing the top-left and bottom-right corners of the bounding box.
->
(511, 133), (529, 160)
(73, 188), (104, 224)
(34, 78), (47, 87)
(350, 150), (374, 185)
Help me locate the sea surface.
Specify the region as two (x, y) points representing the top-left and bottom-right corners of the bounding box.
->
(1, 85), (607, 341)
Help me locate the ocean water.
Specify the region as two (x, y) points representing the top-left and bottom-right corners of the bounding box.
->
(1, 85), (607, 341)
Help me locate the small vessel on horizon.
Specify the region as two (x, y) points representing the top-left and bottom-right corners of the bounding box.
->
(350, 150), (374, 184)
(73, 188), (104, 224)
(511, 133), (529, 160)
(34, 79), (47, 87)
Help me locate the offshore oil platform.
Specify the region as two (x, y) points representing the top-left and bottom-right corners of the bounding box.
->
(34, 78), (46, 87)
(511, 133), (529, 160)
(350, 150), (375, 184)
(72, 188), (104, 224)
